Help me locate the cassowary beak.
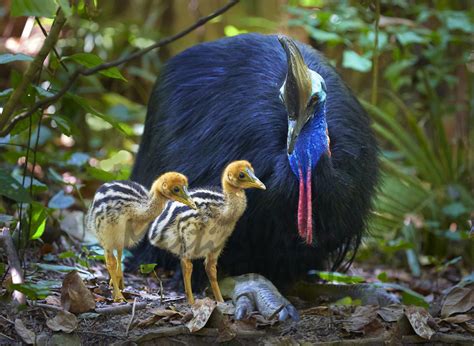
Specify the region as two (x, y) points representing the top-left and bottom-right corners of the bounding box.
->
(278, 35), (313, 155)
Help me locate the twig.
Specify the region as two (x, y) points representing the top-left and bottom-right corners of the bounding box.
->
(371, 0), (380, 106)
(402, 333), (474, 344)
(125, 298), (137, 336)
(0, 0), (239, 137)
(0, 10), (66, 131)
(0, 315), (15, 324)
(0, 227), (26, 304)
(0, 332), (15, 342)
(95, 301), (147, 315)
(35, 17), (69, 72)
(30, 303), (63, 311)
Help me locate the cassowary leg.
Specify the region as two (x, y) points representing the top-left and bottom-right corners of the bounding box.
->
(205, 254), (224, 303)
(232, 273), (299, 321)
(105, 249), (125, 302)
(181, 258), (195, 304)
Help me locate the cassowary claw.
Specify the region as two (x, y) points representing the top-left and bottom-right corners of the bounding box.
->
(232, 273), (299, 322)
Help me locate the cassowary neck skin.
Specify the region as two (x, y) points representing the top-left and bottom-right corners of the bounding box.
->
(286, 68), (329, 177)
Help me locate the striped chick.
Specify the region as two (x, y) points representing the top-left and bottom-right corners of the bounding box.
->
(149, 160), (266, 304)
(86, 173), (196, 302)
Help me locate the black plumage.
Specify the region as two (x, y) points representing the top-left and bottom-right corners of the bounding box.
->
(129, 33), (379, 290)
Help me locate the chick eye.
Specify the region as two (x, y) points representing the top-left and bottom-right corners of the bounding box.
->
(173, 186), (180, 193)
(238, 172), (245, 179)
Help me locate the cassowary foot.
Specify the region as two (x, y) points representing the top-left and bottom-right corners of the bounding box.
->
(232, 273), (299, 321)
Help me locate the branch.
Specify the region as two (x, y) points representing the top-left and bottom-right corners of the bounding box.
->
(0, 227), (26, 304)
(0, 10), (67, 131)
(0, 0), (239, 137)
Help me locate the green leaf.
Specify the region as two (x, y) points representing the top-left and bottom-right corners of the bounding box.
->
(306, 26), (342, 43)
(68, 94), (131, 136)
(48, 190), (75, 209)
(86, 166), (118, 182)
(377, 272), (388, 283)
(378, 283), (428, 308)
(396, 32), (427, 45)
(333, 296), (361, 306)
(0, 214), (15, 225)
(30, 202), (48, 240)
(10, 282), (51, 300)
(10, 112), (41, 136)
(55, 0), (72, 16)
(442, 202), (467, 218)
(11, 0), (57, 18)
(0, 169), (31, 202)
(140, 263), (157, 274)
(64, 53), (127, 81)
(58, 250), (76, 259)
(342, 50), (372, 72)
(51, 115), (72, 136)
(0, 53), (33, 64)
(316, 271), (365, 284)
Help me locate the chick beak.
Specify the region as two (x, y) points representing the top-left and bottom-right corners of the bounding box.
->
(180, 187), (197, 209)
(246, 168), (266, 190)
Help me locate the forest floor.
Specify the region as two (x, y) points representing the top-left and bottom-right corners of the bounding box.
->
(1, 236), (473, 345)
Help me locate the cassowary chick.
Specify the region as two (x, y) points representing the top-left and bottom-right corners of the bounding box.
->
(148, 160), (266, 304)
(86, 173), (196, 302)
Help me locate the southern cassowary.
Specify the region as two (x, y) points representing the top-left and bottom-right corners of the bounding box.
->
(129, 33), (383, 318)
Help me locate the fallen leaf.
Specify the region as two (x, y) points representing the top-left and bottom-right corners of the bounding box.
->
(404, 305), (436, 340)
(61, 270), (96, 313)
(301, 306), (331, 317)
(216, 301), (235, 315)
(441, 286), (474, 318)
(45, 295), (61, 306)
(14, 319), (35, 344)
(377, 305), (404, 322)
(149, 308), (182, 318)
(46, 310), (78, 333)
(186, 298), (217, 332)
(442, 314), (473, 324)
(343, 305), (382, 335)
(136, 314), (162, 328)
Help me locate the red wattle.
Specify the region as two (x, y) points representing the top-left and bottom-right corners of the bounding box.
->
(297, 165), (307, 239)
(305, 164), (313, 245)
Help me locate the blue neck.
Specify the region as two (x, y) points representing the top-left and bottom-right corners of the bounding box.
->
(288, 105), (328, 177)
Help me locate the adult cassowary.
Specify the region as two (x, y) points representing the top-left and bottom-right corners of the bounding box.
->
(129, 33), (384, 319)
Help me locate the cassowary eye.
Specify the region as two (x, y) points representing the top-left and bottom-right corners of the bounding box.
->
(238, 172), (245, 179)
(308, 94), (319, 108)
(173, 186), (180, 193)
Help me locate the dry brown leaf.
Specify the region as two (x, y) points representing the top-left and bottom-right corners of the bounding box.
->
(377, 305), (404, 322)
(186, 298), (217, 332)
(46, 310), (78, 333)
(14, 319), (35, 345)
(441, 286), (474, 318)
(343, 305), (382, 335)
(61, 270), (96, 313)
(45, 295), (61, 306)
(149, 308), (182, 318)
(442, 314), (473, 324)
(404, 305), (436, 340)
(301, 306), (331, 316)
(136, 314), (162, 328)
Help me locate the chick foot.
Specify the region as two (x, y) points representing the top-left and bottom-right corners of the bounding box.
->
(232, 273), (299, 321)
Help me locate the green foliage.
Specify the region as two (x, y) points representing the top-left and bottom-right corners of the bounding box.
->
(0, 53), (33, 64)
(316, 271), (365, 284)
(288, 0), (473, 270)
(140, 263), (157, 274)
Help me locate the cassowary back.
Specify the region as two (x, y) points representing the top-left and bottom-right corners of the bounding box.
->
(130, 33), (379, 289)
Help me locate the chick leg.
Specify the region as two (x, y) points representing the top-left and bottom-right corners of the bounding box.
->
(205, 254), (224, 302)
(180, 258), (194, 304)
(116, 248), (124, 289)
(105, 249), (125, 302)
